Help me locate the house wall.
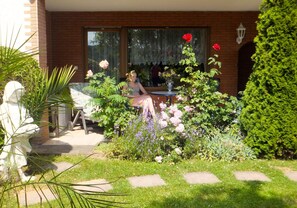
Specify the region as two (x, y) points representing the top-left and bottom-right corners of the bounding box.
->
(47, 11), (259, 96)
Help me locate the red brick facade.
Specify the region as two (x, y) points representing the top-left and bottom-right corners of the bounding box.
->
(46, 11), (259, 96)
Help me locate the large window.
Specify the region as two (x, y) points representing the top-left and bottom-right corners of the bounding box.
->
(128, 28), (207, 86)
(87, 30), (120, 79)
(86, 28), (207, 85)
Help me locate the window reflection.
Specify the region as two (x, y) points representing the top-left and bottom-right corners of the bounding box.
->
(128, 28), (207, 86)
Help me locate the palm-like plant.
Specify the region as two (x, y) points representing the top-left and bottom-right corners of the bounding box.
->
(0, 31), (124, 207)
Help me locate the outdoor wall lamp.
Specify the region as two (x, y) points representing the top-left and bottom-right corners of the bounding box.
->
(236, 23), (246, 44)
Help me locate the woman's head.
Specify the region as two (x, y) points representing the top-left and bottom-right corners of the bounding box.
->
(126, 70), (137, 82)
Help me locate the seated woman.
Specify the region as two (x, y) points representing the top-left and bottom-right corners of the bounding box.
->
(123, 70), (156, 120)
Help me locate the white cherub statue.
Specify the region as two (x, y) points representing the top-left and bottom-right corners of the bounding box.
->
(0, 81), (39, 182)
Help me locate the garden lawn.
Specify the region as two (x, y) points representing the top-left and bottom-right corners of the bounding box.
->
(27, 148), (297, 208)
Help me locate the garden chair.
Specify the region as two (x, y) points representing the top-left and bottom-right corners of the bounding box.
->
(68, 82), (94, 134)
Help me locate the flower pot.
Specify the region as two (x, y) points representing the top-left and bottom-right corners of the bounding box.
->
(167, 81), (173, 92)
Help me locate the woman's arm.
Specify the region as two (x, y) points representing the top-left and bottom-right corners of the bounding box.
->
(138, 82), (148, 95)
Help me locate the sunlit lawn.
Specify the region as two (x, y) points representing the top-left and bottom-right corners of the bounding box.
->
(27, 144), (297, 208)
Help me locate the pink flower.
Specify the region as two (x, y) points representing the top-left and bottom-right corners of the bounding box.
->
(159, 102), (167, 110)
(158, 120), (168, 129)
(176, 95), (184, 101)
(161, 111), (169, 120)
(170, 117), (181, 126)
(99, 59), (109, 69)
(174, 110), (183, 118)
(86, 70), (93, 78)
(212, 43), (221, 51)
(175, 124), (185, 133)
(169, 104), (178, 114)
(182, 33), (192, 43)
(184, 106), (193, 112)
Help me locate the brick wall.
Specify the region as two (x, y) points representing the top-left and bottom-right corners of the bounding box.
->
(37, 0), (47, 69)
(48, 11), (259, 96)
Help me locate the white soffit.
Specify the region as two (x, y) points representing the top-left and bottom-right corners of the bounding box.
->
(45, 0), (262, 12)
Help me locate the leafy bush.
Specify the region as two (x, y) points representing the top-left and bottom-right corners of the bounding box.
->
(176, 39), (240, 133)
(183, 127), (256, 161)
(85, 70), (137, 139)
(240, 0), (297, 159)
(110, 34), (254, 163)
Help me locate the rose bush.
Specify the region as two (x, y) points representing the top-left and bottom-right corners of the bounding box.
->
(84, 60), (137, 138)
(110, 34), (255, 162)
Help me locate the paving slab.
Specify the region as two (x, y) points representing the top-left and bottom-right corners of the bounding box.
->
(73, 179), (113, 193)
(183, 172), (221, 184)
(128, 174), (166, 188)
(284, 171), (297, 182)
(234, 171), (271, 182)
(31, 127), (105, 155)
(18, 188), (57, 206)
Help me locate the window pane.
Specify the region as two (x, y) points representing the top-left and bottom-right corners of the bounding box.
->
(87, 31), (120, 79)
(128, 28), (207, 86)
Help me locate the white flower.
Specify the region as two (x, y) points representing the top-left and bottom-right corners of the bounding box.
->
(175, 123), (185, 133)
(99, 59), (109, 69)
(174, 147), (182, 155)
(86, 70), (93, 78)
(160, 136), (164, 140)
(155, 156), (163, 163)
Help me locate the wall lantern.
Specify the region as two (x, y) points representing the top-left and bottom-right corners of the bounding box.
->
(236, 23), (246, 44)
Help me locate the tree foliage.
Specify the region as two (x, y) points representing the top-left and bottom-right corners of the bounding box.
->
(240, 0), (297, 158)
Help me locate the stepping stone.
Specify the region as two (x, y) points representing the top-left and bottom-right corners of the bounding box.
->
(18, 189), (57, 206)
(128, 174), (166, 188)
(284, 171), (297, 182)
(234, 171), (271, 182)
(183, 172), (221, 184)
(73, 179), (113, 193)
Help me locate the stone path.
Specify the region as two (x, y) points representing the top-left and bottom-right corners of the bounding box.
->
(18, 162), (297, 206)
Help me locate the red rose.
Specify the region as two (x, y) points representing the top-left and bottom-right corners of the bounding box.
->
(182, 33), (192, 43)
(212, 43), (221, 51)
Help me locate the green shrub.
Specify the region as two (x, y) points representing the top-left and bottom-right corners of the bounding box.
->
(184, 127), (256, 162)
(240, 0), (297, 159)
(177, 40), (240, 133)
(85, 70), (136, 139)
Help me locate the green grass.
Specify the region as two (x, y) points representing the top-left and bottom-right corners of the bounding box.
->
(23, 144), (297, 208)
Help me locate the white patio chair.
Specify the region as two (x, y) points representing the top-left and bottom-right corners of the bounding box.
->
(68, 82), (94, 134)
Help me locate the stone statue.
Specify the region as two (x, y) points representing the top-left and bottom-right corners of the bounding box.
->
(0, 81), (39, 182)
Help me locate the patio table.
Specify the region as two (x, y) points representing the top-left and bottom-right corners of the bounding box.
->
(150, 91), (177, 105)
